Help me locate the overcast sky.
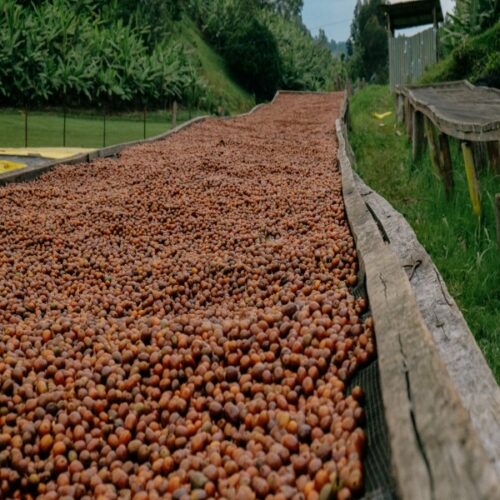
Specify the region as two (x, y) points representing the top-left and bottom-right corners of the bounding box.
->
(302, 0), (456, 42)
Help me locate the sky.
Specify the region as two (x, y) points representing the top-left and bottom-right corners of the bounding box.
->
(302, 0), (456, 42)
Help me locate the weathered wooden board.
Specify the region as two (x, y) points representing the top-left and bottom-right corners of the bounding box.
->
(396, 81), (500, 142)
(353, 172), (500, 476)
(336, 95), (500, 499)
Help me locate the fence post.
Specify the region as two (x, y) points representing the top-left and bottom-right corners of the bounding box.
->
(24, 107), (28, 148)
(461, 141), (482, 217)
(172, 101), (177, 128)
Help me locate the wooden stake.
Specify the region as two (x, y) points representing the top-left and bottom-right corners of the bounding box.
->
(24, 107), (28, 148)
(495, 194), (500, 250)
(404, 98), (412, 138)
(472, 142), (489, 173)
(425, 117), (440, 174)
(396, 94), (404, 124)
(424, 118), (454, 198)
(172, 101), (177, 128)
(487, 141), (499, 174)
(412, 111), (425, 161)
(437, 132), (454, 198)
(461, 141), (482, 217)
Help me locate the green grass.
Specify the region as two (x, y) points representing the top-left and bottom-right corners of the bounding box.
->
(177, 17), (255, 114)
(0, 108), (205, 148)
(421, 21), (500, 86)
(349, 85), (500, 381)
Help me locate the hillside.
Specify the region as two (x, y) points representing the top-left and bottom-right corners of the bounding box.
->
(0, 1), (343, 116)
(176, 18), (255, 114)
(421, 21), (500, 88)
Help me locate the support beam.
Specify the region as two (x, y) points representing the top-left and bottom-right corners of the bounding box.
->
(412, 111), (425, 161)
(462, 141), (482, 217)
(396, 94), (404, 124)
(438, 132), (454, 198)
(472, 142), (489, 173)
(425, 117), (441, 174)
(404, 98), (413, 138)
(496, 194), (500, 250)
(487, 141), (500, 174)
(424, 117), (454, 198)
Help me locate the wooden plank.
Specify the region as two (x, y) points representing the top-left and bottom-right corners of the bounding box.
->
(462, 141), (482, 216)
(336, 94), (500, 500)
(354, 171), (500, 476)
(412, 110), (425, 161)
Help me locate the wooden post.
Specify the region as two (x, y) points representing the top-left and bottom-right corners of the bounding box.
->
(424, 117), (454, 198)
(103, 107), (106, 148)
(24, 107), (28, 148)
(172, 101), (177, 128)
(472, 142), (489, 173)
(412, 111), (425, 161)
(425, 117), (441, 174)
(396, 94), (404, 123)
(487, 141), (499, 174)
(461, 141), (482, 217)
(404, 98), (412, 138)
(495, 194), (500, 250)
(437, 132), (454, 198)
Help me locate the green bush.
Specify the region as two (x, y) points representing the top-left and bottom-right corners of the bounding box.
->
(421, 21), (500, 87)
(189, 0), (343, 97)
(188, 0), (281, 100)
(0, 0), (204, 109)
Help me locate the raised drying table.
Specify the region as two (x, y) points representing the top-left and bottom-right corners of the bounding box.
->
(396, 80), (500, 228)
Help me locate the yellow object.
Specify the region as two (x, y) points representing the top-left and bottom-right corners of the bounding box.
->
(461, 142), (482, 216)
(0, 147), (94, 160)
(0, 160), (26, 174)
(372, 111), (393, 120)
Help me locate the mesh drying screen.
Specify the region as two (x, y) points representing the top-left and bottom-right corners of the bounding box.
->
(347, 360), (398, 500)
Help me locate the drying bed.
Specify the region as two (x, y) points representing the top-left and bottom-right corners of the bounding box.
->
(0, 94), (386, 499)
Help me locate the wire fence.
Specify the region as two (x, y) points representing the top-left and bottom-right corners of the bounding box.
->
(0, 102), (205, 149)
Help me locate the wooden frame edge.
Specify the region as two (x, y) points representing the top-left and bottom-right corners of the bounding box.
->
(336, 94), (500, 500)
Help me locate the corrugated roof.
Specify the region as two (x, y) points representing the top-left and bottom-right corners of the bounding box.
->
(381, 0), (444, 30)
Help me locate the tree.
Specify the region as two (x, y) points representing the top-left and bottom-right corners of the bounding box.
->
(258, 0), (304, 18)
(347, 0), (388, 83)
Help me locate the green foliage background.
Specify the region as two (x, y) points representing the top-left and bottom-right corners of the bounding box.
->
(0, 0), (344, 110)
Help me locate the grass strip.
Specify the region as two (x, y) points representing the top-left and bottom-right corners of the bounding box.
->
(348, 85), (500, 381)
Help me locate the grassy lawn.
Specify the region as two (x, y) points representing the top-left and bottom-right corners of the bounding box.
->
(349, 85), (500, 381)
(0, 108), (205, 149)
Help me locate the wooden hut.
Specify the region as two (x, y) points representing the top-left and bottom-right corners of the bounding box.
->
(381, 0), (444, 90)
